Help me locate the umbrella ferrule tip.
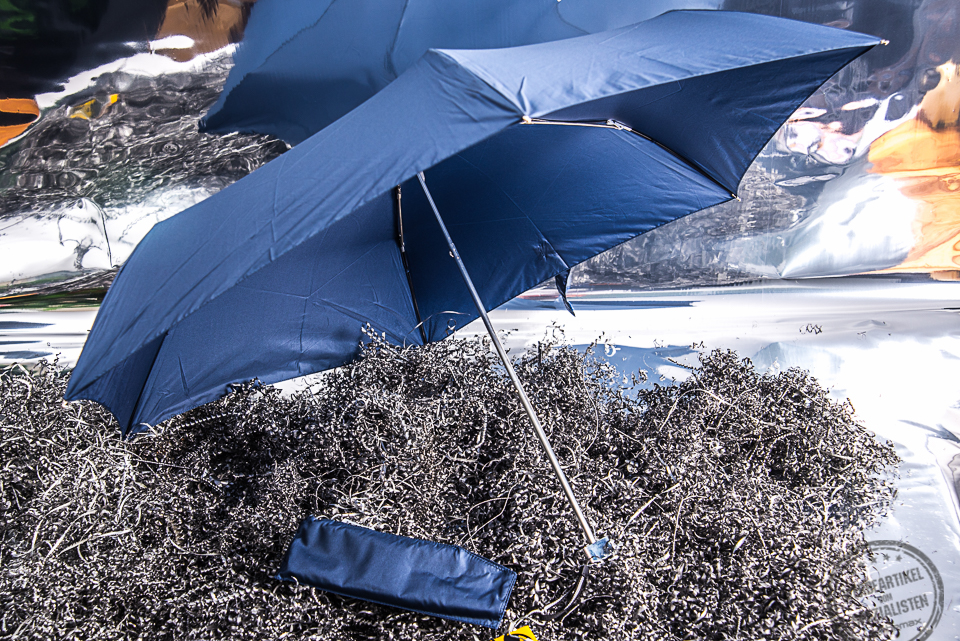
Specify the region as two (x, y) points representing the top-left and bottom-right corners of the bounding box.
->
(585, 537), (614, 563)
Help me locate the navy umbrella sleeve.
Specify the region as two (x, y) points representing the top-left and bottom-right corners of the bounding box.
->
(276, 517), (517, 629)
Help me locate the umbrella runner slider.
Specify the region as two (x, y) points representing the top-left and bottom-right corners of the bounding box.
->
(416, 172), (611, 563)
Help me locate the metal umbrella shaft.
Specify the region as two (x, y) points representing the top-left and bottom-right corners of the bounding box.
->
(416, 172), (598, 548)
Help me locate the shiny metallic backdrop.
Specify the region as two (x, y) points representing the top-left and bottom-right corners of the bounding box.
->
(0, 0), (957, 297)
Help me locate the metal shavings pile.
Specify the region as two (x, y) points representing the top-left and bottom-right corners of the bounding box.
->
(1, 333), (899, 640)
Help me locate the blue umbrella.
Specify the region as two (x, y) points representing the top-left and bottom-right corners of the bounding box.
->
(66, 11), (878, 551)
(200, 0), (721, 145)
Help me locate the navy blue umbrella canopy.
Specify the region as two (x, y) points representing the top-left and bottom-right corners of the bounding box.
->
(200, 0), (720, 145)
(66, 11), (878, 436)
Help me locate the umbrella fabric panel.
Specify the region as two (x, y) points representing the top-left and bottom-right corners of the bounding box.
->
(400, 125), (728, 341)
(389, 0), (585, 72)
(77, 335), (166, 431)
(116, 195), (419, 431)
(202, 0), (739, 145)
(134, 290), (312, 428)
(547, 48), (876, 193)
(202, 0), (589, 145)
(447, 11), (878, 192)
(65, 158), (288, 394)
(445, 11), (877, 118)
(203, 0), (409, 145)
(68, 50), (518, 402)
(269, 52), (519, 226)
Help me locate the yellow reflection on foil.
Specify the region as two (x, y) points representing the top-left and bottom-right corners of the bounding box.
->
(68, 94), (119, 120)
(869, 61), (960, 278)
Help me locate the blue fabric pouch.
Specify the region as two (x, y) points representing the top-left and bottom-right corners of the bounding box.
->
(276, 516), (516, 629)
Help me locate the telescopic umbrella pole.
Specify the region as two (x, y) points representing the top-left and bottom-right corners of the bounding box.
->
(416, 172), (608, 561)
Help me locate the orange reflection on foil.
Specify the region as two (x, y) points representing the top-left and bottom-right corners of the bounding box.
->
(0, 98), (40, 147)
(869, 61), (960, 278)
(155, 0), (256, 62)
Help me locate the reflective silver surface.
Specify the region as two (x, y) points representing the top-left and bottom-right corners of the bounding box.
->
(1, 1), (282, 294)
(1, 0), (958, 295)
(569, 0), (960, 291)
(0, 49), (286, 288)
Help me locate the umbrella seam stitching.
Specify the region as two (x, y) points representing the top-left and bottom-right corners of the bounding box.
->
(210, 0), (343, 124)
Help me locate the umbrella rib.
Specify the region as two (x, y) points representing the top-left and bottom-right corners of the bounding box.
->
(522, 116), (739, 199)
(314, 298), (410, 345)
(125, 332), (169, 436)
(416, 171), (601, 556)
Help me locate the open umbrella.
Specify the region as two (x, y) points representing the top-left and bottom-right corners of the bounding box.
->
(199, 0), (719, 145)
(66, 11), (878, 553)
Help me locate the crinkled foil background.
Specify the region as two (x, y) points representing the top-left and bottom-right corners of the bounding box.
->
(1, 1), (958, 639)
(2, 0), (957, 295)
